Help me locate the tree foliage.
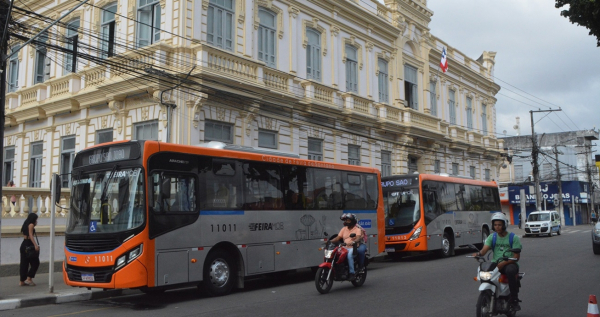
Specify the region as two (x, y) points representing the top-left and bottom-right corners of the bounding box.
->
(556, 0), (600, 47)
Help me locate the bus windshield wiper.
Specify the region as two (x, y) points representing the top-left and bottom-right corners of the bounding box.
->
(100, 164), (119, 202)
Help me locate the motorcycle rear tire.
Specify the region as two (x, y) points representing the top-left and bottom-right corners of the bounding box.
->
(476, 290), (493, 317)
(351, 267), (367, 287)
(315, 267), (333, 294)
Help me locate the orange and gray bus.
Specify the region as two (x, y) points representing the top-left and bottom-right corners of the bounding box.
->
(63, 140), (385, 295)
(382, 173), (501, 260)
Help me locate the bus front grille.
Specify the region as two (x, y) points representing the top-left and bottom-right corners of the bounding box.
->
(65, 264), (114, 283)
(66, 237), (121, 252)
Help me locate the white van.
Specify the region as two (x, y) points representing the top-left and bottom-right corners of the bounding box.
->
(524, 210), (561, 237)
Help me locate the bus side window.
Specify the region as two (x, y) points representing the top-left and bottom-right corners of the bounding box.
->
(365, 174), (378, 209)
(282, 165), (306, 210)
(150, 173), (196, 213)
(205, 159), (241, 209)
(242, 162), (283, 210)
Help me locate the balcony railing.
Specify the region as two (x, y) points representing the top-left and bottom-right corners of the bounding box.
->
(2, 187), (71, 219)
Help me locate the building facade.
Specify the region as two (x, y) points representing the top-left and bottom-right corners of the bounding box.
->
(3, 0), (504, 213)
(499, 130), (600, 225)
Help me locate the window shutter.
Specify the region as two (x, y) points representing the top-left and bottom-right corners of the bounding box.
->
(411, 84), (418, 109)
(137, 7), (152, 47)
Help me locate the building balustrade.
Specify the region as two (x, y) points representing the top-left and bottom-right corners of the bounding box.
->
(1, 187), (71, 219)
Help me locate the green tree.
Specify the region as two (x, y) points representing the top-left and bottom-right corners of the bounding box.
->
(556, 0), (600, 47)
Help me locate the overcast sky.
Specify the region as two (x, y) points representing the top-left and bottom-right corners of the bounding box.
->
(425, 0), (600, 139)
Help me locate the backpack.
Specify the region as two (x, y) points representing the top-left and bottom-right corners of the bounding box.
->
(356, 224), (368, 244)
(491, 232), (515, 250)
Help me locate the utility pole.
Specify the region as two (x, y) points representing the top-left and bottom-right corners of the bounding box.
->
(530, 109), (562, 210)
(554, 145), (565, 226)
(0, 0), (15, 287)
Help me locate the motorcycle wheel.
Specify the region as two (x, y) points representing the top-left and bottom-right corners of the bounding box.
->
(351, 267), (367, 287)
(476, 290), (493, 317)
(315, 267), (333, 294)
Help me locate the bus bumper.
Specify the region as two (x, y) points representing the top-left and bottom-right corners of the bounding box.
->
(63, 259), (148, 289)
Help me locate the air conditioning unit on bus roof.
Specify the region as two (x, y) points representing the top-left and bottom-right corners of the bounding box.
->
(197, 141), (300, 158)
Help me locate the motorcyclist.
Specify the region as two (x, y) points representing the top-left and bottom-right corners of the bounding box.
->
(330, 213), (366, 280)
(473, 213), (522, 311)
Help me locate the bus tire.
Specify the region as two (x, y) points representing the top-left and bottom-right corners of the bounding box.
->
(202, 250), (236, 297)
(438, 231), (454, 258)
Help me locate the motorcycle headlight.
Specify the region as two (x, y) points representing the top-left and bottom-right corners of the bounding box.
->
(543, 222), (549, 227)
(324, 250), (334, 258)
(409, 226), (422, 241)
(479, 271), (492, 281)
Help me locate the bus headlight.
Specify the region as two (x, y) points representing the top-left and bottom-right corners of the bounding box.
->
(409, 227), (422, 241)
(128, 244), (143, 263)
(479, 271), (492, 281)
(116, 255), (127, 269)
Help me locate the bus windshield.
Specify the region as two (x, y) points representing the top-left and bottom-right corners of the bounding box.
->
(67, 167), (145, 234)
(385, 189), (420, 229)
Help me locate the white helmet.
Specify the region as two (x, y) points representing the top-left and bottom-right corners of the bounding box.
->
(491, 213), (508, 230)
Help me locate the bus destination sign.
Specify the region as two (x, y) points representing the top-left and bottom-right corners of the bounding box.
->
(381, 176), (418, 188)
(80, 146), (133, 166)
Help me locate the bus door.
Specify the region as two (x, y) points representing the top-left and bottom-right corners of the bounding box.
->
(148, 153), (200, 286)
(422, 182), (444, 249)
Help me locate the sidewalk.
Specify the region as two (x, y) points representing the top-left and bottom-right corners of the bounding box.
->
(0, 270), (126, 311)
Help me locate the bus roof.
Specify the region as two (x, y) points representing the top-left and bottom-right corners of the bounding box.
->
(383, 173), (498, 187)
(141, 141), (380, 174)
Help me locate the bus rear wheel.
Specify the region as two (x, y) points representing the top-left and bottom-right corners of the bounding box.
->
(202, 250), (236, 296)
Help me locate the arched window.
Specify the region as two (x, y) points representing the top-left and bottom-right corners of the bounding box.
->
(306, 28), (321, 81)
(258, 8), (276, 67)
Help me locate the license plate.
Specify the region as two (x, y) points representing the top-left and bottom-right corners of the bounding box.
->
(532, 229), (539, 232)
(385, 248), (395, 252)
(81, 273), (95, 282)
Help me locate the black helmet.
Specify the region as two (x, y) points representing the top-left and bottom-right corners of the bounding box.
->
(340, 213), (358, 225)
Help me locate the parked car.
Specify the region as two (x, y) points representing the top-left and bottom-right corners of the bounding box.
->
(524, 210), (561, 237)
(592, 222), (600, 254)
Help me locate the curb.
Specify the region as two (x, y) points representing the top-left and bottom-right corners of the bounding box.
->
(0, 289), (123, 311)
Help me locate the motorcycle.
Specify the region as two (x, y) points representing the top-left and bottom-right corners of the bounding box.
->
(463, 244), (525, 317)
(314, 233), (368, 294)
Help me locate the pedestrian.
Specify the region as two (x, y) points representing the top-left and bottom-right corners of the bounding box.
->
(7, 180), (16, 206)
(518, 213), (522, 229)
(591, 210), (597, 225)
(19, 212), (40, 286)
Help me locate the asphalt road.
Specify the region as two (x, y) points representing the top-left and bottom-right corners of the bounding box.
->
(3, 226), (600, 317)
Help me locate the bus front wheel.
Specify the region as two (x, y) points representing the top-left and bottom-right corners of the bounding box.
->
(202, 250), (236, 296)
(438, 232), (454, 258)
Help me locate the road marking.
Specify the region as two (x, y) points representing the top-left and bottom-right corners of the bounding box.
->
(48, 307), (113, 317)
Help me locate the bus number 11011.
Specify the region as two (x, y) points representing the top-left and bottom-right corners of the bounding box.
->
(211, 224), (236, 232)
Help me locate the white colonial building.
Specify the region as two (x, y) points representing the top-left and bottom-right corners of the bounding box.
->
(3, 0), (504, 217)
